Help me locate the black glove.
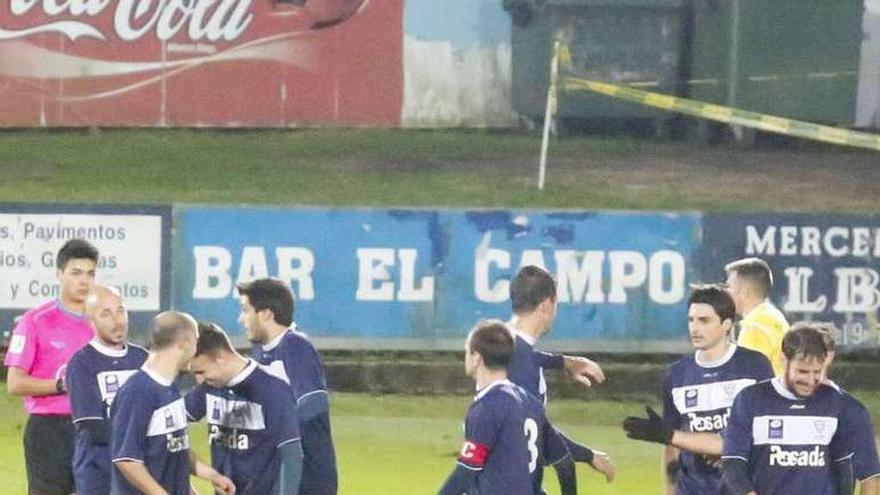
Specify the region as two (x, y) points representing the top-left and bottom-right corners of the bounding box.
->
(623, 406), (674, 445)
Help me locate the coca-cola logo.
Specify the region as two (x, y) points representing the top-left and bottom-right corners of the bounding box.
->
(0, 0), (255, 42)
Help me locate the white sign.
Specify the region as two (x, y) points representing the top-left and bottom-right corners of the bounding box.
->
(0, 213), (163, 310)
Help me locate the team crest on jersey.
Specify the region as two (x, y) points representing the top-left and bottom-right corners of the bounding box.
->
(769, 419), (784, 439)
(105, 374), (120, 393)
(685, 389), (699, 408)
(165, 409), (175, 428)
(813, 419), (826, 437)
(722, 382), (738, 400)
(8, 335), (25, 354)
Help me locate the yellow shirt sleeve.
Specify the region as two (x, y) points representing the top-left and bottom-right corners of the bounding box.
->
(738, 319), (786, 376)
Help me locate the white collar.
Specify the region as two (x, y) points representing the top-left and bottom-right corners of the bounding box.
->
(262, 323), (297, 352)
(226, 359), (258, 388)
(474, 378), (512, 401)
(695, 343), (737, 368)
(89, 339), (128, 358)
(141, 364), (173, 387)
(770, 376), (802, 401)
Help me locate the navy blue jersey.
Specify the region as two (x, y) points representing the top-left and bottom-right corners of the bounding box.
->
(662, 345), (774, 495)
(185, 360), (301, 495)
(67, 341), (148, 495)
(110, 367), (191, 495)
(251, 327), (337, 494)
(826, 382), (880, 482)
(457, 379), (553, 495)
(507, 332), (563, 405)
(722, 378), (857, 495)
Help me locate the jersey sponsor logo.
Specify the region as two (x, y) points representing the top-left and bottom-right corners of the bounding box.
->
(672, 378), (756, 414)
(97, 369), (139, 412)
(769, 419), (784, 439)
(753, 416), (837, 446)
(687, 410), (730, 432)
(209, 425), (251, 450)
(147, 399), (188, 437)
(768, 445), (826, 467)
(205, 395), (266, 430)
(8, 334), (25, 354)
(458, 440), (490, 468)
(166, 431), (191, 453)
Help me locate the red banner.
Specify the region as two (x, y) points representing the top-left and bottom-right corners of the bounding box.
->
(0, 0), (403, 126)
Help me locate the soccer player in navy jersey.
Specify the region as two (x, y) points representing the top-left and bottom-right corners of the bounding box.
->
(438, 320), (574, 495)
(721, 325), (857, 495)
(66, 285), (149, 495)
(623, 285), (774, 494)
(237, 278), (337, 495)
(110, 311), (234, 495)
(813, 324), (880, 495)
(505, 266), (615, 487)
(186, 322), (304, 495)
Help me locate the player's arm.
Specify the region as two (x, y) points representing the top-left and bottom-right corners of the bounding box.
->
(67, 357), (110, 445)
(541, 418), (577, 494)
(289, 343), (330, 422)
(861, 476), (880, 495)
(5, 316), (62, 397)
(189, 450), (235, 495)
(663, 445), (680, 495)
(277, 440), (304, 495)
(670, 431), (723, 456)
(437, 464), (479, 495)
(721, 391), (756, 495)
(833, 456), (855, 495)
(737, 323), (772, 360)
(115, 461), (171, 495)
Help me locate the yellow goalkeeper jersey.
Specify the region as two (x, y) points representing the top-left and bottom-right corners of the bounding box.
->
(737, 301), (790, 375)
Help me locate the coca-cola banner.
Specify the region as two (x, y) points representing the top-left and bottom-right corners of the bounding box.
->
(0, 0), (403, 126)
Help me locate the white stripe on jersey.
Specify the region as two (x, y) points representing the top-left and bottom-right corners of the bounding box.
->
(752, 415), (838, 446)
(205, 395), (266, 430)
(261, 360), (290, 385)
(147, 398), (189, 437)
(97, 369), (139, 408)
(671, 378), (756, 414)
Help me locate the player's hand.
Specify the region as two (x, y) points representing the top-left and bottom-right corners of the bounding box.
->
(623, 406), (674, 445)
(588, 450), (615, 482)
(210, 473), (236, 495)
(563, 355), (605, 387)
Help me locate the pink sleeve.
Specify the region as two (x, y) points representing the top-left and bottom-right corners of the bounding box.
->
(4, 313), (37, 372)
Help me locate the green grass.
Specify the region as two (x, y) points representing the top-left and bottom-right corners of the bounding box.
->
(1, 128), (877, 211)
(2, 387), (879, 494)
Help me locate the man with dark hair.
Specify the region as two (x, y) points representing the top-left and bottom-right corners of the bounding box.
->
(5, 238), (99, 495)
(110, 312), (233, 495)
(811, 324), (880, 495)
(237, 278), (337, 494)
(721, 324), (857, 495)
(66, 285), (149, 494)
(438, 320), (573, 495)
(624, 285), (773, 494)
(186, 322), (304, 495)
(505, 265), (615, 487)
(725, 257), (790, 375)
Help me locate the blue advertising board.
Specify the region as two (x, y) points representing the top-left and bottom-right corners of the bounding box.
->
(698, 214), (880, 349)
(176, 206), (700, 351)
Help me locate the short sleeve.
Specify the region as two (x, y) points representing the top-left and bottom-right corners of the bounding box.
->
(4, 313), (37, 372)
(288, 340), (327, 400)
(111, 384), (151, 463)
(266, 381), (301, 448)
(662, 370), (680, 428)
(458, 402), (500, 470)
(846, 397), (880, 479)
(184, 385), (207, 422)
(722, 388), (754, 461)
(831, 396), (857, 463)
(67, 353), (105, 422)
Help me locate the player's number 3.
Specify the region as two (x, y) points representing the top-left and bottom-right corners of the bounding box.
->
(523, 418), (539, 473)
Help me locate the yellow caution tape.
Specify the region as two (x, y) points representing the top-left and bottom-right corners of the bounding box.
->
(561, 76), (880, 151)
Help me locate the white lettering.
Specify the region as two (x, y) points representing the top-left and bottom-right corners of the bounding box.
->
(833, 268), (880, 313)
(396, 249), (434, 302)
(236, 246), (269, 285)
(783, 267), (827, 313)
(276, 247), (315, 300)
(800, 226), (821, 256)
(768, 445), (825, 467)
(192, 246), (232, 299)
(475, 248), (510, 303)
(554, 251), (604, 303)
(852, 228), (871, 257)
(607, 251), (647, 304)
(648, 250), (685, 305)
(355, 248), (395, 302)
(746, 226), (776, 255)
(823, 227), (850, 257)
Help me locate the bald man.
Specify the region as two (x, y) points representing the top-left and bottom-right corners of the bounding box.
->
(66, 285), (148, 494)
(109, 311), (234, 495)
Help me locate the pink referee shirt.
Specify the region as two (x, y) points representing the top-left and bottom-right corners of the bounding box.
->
(4, 300), (94, 415)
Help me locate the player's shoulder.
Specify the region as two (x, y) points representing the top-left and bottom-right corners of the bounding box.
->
(732, 345), (773, 366)
(127, 343), (149, 359)
(666, 353), (696, 377)
(737, 377), (774, 400)
(252, 364), (294, 390)
(21, 300), (61, 325)
(68, 341), (98, 363)
(281, 328), (317, 352)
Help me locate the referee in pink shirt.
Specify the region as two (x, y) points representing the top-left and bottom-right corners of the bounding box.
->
(5, 239), (99, 495)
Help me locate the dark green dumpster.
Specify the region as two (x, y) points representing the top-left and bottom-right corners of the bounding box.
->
(688, 0), (863, 127)
(511, 0), (687, 127)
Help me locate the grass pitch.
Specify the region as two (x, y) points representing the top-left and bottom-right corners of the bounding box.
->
(1, 387), (878, 494)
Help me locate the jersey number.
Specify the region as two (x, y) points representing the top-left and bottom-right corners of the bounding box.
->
(524, 418), (539, 473)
